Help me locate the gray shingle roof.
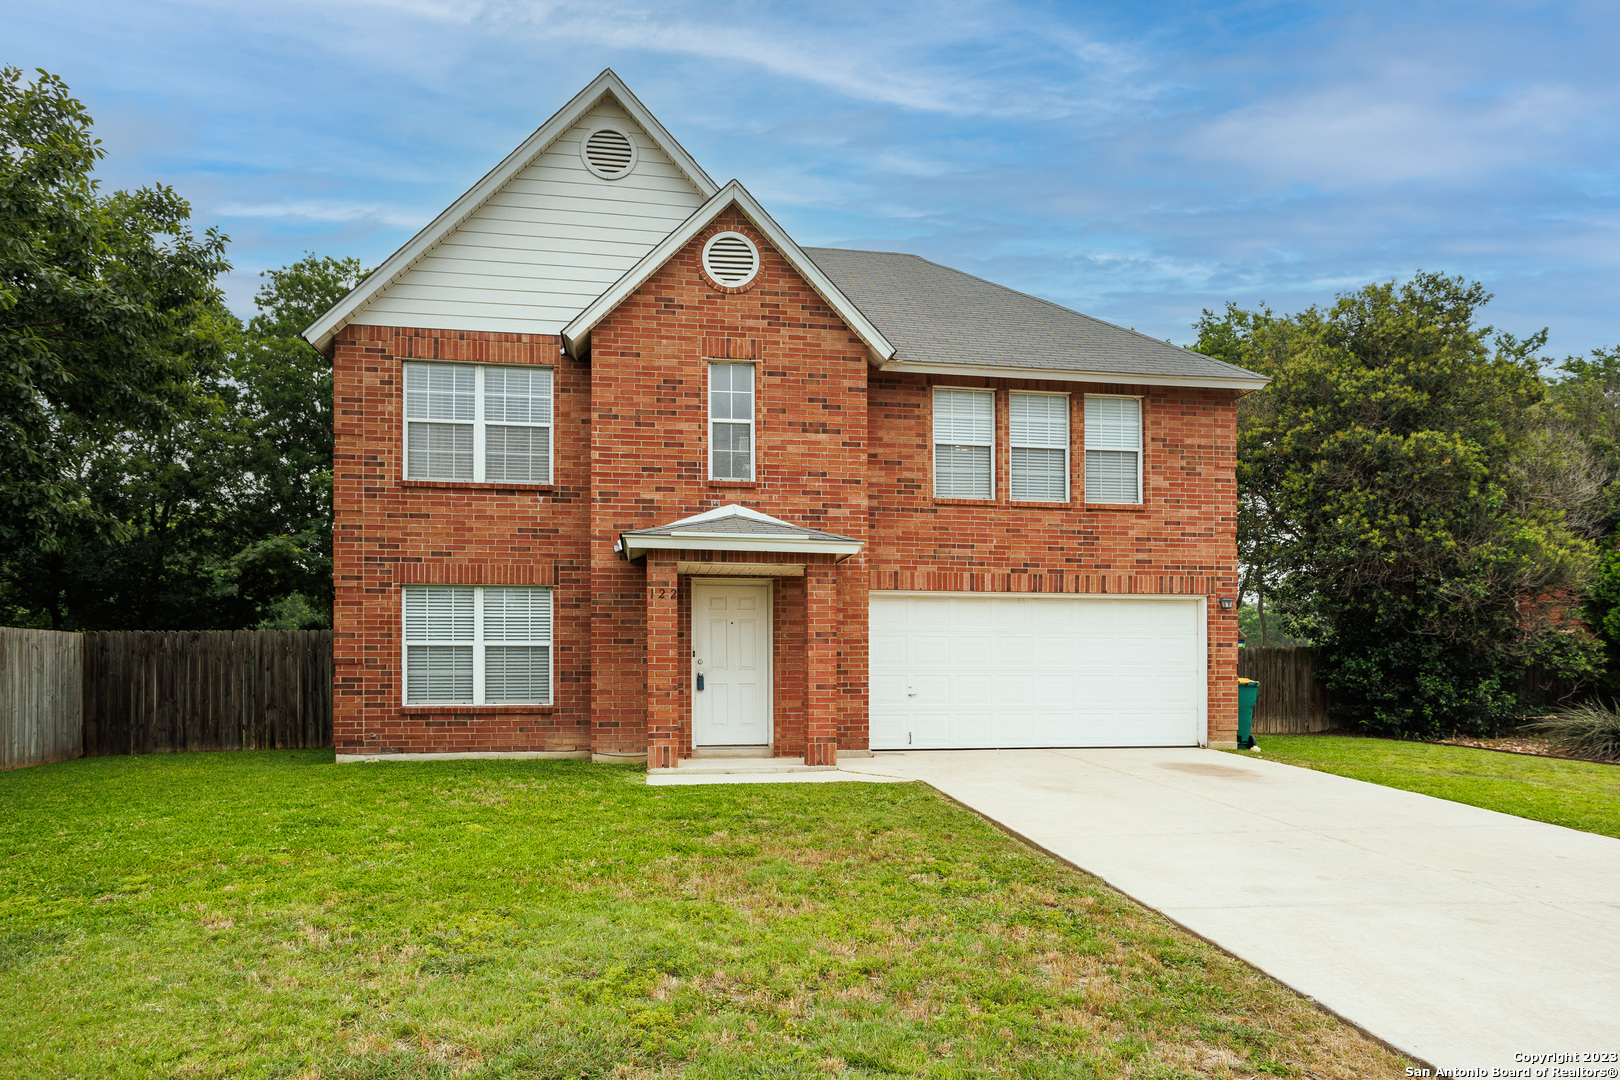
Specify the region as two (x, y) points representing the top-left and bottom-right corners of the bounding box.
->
(803, 248), (1264, 386)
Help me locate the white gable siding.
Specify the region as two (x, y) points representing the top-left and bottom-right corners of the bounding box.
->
(348, 98), (707, 336)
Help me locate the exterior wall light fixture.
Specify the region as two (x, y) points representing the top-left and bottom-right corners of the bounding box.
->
(1218, 596), (1236, 611)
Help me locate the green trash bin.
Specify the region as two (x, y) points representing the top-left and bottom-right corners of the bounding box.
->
(1236, 678), (1259, 750)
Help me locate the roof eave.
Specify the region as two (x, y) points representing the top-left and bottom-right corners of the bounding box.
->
(301, 69), (720, 356)
(620, 535), (865, 560)
(873, 358), (1270, 391)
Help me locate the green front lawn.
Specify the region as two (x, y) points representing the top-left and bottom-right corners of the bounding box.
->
(1249, 735), (1620, 838)
(0, 752), (1404, 1079)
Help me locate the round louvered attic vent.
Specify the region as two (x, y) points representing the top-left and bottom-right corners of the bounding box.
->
(581, 127), (637, 179)
(701, 232), (760, 288)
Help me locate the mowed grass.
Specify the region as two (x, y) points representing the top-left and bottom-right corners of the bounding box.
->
(0, 752), (1407, 1079)
(1251, 735), (1620, 838)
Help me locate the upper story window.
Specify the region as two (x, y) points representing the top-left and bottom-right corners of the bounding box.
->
(933, 387), (995, 499)
(1084, 395), (1142, 504)
(403, 585), (552, 706)
(1009, 392), (1070, 502)
(404, 362), (553, 484)
(709, 362), (755, 481)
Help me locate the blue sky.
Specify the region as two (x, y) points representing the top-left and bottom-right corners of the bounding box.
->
(9, 0), (1618, 356)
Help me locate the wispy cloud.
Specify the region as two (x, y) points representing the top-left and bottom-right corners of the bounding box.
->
(216, 201), (427, 229)
(9, 0), (1619, 356)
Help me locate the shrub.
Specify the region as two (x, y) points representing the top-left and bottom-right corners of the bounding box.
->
(1528, 704), (1620, 761)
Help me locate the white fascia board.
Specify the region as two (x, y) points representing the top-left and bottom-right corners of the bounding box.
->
(562, 181), (897, 363)
(301, 69), (720, 355)
(621, 534), (864, 559)
(670, 529), (810, 539)
(875, 359), (1270, 391)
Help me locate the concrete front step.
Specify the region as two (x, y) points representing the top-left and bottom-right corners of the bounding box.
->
(648, 757), (837, 777)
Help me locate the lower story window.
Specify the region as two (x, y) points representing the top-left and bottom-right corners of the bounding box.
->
(403, 585), (552, 705)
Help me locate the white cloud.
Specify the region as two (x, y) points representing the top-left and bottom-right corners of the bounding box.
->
(1184, 43), (1607, 190)
(215, 201), (427, 228)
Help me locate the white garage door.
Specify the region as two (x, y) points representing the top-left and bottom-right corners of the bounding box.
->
(869, 593), (1205, 749)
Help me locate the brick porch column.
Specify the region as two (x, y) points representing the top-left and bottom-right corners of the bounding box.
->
(645, 555), (681, 769)
(805, 563), (839, 767)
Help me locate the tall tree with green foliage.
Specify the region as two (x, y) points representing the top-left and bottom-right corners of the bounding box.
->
(1199, 274), (1596, 736)
(0, 255), (363, 630)
(0, 66), (229, 613)
(1543, 346), (1620, 691)
(221, 254), (365, 628)
(0, 66), (363, 630)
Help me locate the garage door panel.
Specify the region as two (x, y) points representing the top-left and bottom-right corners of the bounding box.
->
(912, 674), (951, 705)
(991, 634), (1036, 666)
(1031, 675), (1074, 707)
(906, 635), (954, 669)
(1031, 638), (1076, 667)
(870, 634), (907, 668)
(948, 634), (993, 666)
(952, 675), (994, 706)
(871, 675), (910, 706)
(990, 675), (1033, 706)
(911, 712), (951, 747)
(869, 594), (1203, 750)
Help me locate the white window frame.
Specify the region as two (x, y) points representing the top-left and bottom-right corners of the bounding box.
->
(402, 362), (554, 485)
(1083, 393), (1144, 505)
(401, 585), (553, 707)
(932, 387), (997, 500)
(707, 361), (756, 482)
(1008, 390), (1071, 503)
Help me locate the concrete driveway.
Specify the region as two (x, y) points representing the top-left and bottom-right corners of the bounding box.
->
(840, 748), (1620, 1071)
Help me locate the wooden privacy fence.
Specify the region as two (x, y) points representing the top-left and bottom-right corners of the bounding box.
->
(1, 628), (85, 770)
(1237, 646), (1333, 734)
(82, 631), (333, 757)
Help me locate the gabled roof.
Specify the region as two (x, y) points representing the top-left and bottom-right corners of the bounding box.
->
(619, 504), (863, 560)
(302, 69), (719, 355)
(805, 248), (1268, 390)
(561, 182), (897, 364)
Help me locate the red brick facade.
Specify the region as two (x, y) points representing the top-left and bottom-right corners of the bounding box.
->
(330, 212), (1242, 762)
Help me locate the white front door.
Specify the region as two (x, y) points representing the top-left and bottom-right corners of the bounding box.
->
(691, 581), (772, 746)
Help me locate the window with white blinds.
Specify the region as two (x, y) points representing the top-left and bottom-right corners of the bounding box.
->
(1010, 392), (1069, 501)
(1084, 395), (1143, 504)
(933, 388), (995, 499)
(404, 363), (553, 483)
(709, 363), (754, 481)
(403, 585), (552, 705)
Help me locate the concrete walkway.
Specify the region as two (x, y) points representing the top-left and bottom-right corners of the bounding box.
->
(839, 748), (1620, 1071)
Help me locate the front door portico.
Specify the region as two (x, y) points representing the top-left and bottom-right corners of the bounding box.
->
(622, 504), (863, 769)
(691, 581), (772, 747)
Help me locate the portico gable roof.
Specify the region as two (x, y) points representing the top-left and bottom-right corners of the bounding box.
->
(618, 505), (863, 561)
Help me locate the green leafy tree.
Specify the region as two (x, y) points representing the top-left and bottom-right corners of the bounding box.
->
(0, 66), (229, 618)
(0, 68), (363, 629)
(1200, 275), (1595, 736)
(0, 256), (362, 630)
(222, 254), (366, 628)
(1543, 347), (1620, 689)
(1196, 303), (1309, 646)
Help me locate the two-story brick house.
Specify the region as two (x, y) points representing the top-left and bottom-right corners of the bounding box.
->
(303, 70), (1267, 767)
